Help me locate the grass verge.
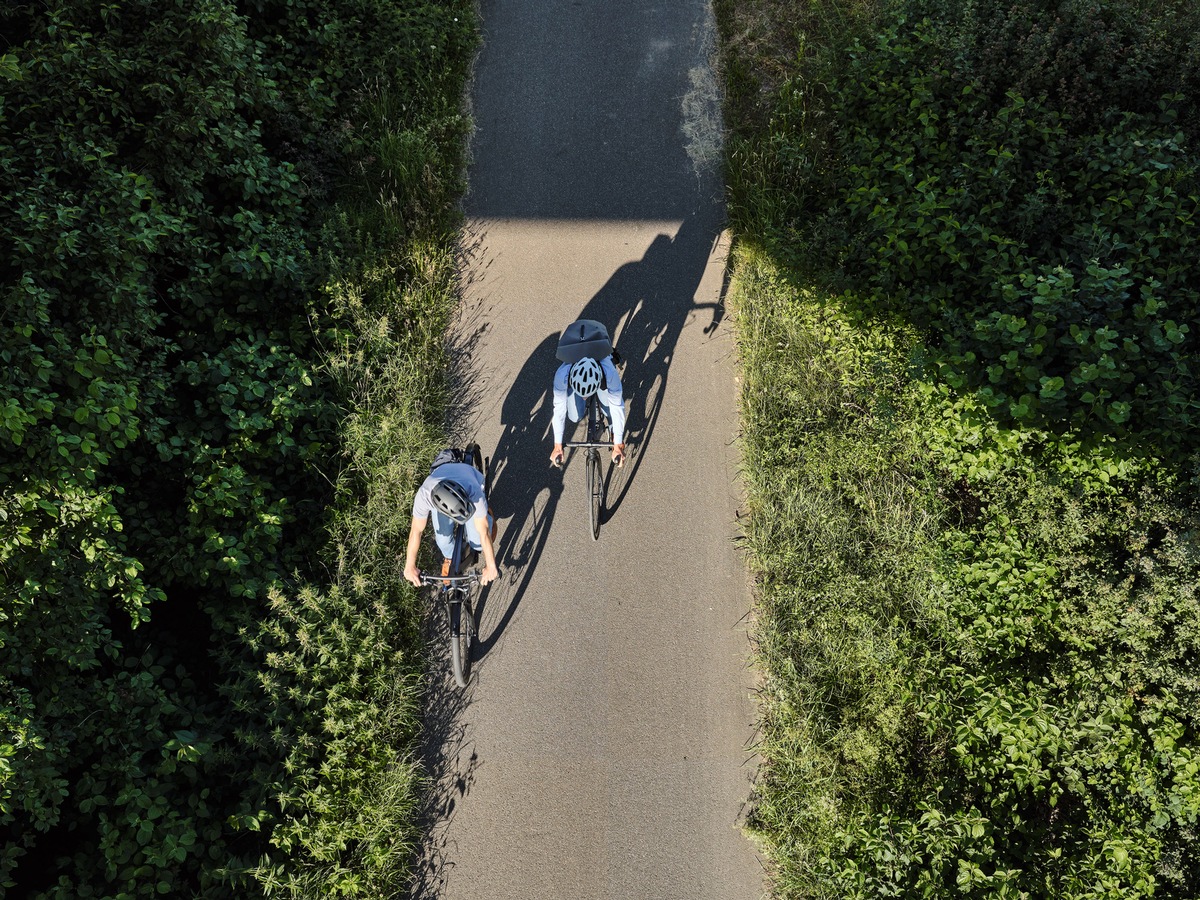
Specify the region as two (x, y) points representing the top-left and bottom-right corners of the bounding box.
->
(729, 246), (943, 898)
(240, 33), (479, 900)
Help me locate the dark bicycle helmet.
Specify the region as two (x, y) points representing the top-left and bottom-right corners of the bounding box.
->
(431, 478), (472, 523)
(569, 357), (603, 397)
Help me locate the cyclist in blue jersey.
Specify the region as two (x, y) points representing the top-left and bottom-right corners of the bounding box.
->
(549, 318), (627, 468)
(403, 458), (498, 587)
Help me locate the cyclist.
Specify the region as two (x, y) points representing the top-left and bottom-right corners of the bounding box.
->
(549, 318), (627, 468)
(403, 454), (498, 587)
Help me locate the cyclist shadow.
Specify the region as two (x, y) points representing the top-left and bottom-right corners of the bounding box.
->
(580, 214), (728, 526)
(478, 212), (728, 628)
(408, 658), (482, 899)
(471, 332), (567, 657)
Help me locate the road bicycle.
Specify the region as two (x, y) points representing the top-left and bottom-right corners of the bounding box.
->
(420, 568), (478, 688)
(561, 395), (617, 540)
(419, 442), (487, 687)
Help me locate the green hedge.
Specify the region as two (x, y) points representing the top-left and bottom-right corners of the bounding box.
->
(718, 0), (1200, 897)
(1, 0), (474, 895)
(830, 14), (1200, 449)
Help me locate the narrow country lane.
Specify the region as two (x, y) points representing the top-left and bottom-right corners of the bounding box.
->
(413, 2), (764, 898)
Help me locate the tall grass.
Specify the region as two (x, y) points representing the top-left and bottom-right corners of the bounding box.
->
(241, 66), (475, 899)
(714, 0), (883, 256)
(730, 246), (943, 897)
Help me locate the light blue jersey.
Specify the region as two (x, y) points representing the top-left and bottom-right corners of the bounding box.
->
(413, 462), (491, 558)
(552, 356), (626, 444)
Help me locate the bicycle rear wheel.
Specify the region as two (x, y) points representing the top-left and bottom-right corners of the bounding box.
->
(585, 449), (602, 540)
(449, 598), (475, 687)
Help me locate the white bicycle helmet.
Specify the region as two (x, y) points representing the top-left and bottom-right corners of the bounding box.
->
(431, 478), (472, 523)
(569, 357), (603, 397)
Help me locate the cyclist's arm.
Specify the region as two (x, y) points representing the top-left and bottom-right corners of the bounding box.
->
(550, 368), (569, 465)
(403, 516), (427, 586)
(608, 399), (627, 446)
(605, 392), (627, 466)
(474, 514), (499, 585)
(601, 358), (627, 444)
(551, 366), (569, 444)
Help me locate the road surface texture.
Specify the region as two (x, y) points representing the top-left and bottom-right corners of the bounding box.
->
(412, 2), (764, 898)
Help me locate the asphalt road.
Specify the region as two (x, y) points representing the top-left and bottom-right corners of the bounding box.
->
(412, 2), (764, 898)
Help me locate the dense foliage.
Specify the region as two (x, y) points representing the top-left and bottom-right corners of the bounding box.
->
(830, 11), (1200, 451)
(1, 0), (474, 896)
(717, 0), (1200, 897)
(742, 0), (1200, 452)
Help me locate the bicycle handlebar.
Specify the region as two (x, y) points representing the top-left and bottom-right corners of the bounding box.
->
(418, 571), (480, 585)
(556, 441), (629, 468)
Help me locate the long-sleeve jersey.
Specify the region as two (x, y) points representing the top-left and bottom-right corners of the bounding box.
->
(552, 357), (626, 444)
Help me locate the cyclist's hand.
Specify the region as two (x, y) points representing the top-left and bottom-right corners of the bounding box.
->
(612, 443), (626, 467)
(403, 562), (422, 587)
(480, 563), (499, 586)
(550, 445), (564, 468)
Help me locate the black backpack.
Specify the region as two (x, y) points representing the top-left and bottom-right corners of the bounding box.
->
(429, 447), (467, 473)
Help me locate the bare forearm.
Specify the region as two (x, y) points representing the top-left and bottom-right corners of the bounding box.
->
(405, 518), (425, 568)
(477, 518), (497, 569)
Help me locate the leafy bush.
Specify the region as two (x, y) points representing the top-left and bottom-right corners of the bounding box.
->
(816, 8), (1200, 448)
(1, 0), (475, 895)
(718, 1), (1200, 897)
(1, 2), (321, 892)
(932, 0), (1200, 141)
(822, 462), (1200, 899)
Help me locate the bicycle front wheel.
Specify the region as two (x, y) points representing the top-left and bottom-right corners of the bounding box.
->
(449, 599), (475, 687)
(585, 449), (602, 540)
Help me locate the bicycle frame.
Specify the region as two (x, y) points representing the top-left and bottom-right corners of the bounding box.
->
(420, 534), (479, 687)
(562, 395), (609, 454)
(562, 396), (608, 540)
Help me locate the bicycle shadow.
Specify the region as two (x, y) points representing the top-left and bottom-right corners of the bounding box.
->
(407, 606), (484, 900)
(472, 212), (728, 643)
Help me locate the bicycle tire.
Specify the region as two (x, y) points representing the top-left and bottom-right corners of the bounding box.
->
(449, 599), (474, 687)
(586, 449), (601, 540)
